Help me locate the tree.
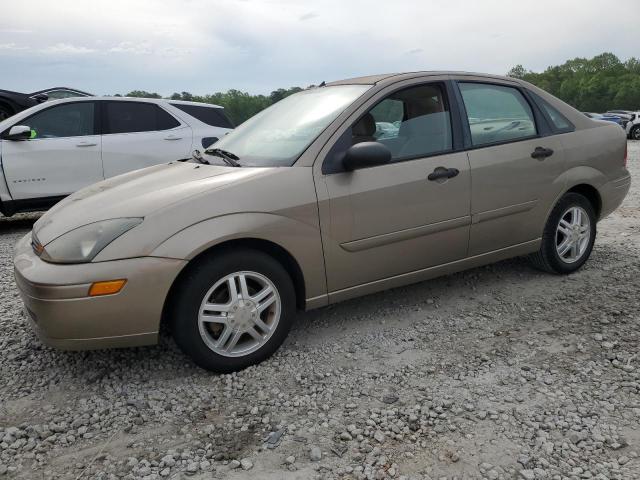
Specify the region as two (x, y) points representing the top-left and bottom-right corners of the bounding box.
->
(507, 53), (640, 111)
(506, 65), (529, 79)
(269, 87), (303, 103)
(125, 90), (161, 99)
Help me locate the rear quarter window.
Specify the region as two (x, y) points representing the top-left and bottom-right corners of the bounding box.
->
(529, 92), (574, 133)
(170, 103), (234, 128)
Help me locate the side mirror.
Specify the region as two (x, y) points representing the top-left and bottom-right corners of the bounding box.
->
(4, 125), (32, 141)
(343, 141), (391, 171)
(32, 93), (48, 103)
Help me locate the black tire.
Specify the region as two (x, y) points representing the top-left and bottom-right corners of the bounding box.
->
(530, 192), (597, 274)
(631, 125), (640, 141)
(168, 248), (296, 373)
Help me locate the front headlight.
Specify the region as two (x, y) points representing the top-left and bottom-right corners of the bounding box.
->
(40, 218), (143, 264)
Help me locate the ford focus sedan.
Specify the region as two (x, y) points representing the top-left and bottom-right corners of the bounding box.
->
(14, 72), (630, 372)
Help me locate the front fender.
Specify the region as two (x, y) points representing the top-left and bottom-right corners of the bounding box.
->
(151, 212), (327, 305)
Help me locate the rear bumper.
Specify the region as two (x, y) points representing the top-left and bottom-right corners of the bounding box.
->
(600, 174), (631, 219)
(13, 233), (186, 350)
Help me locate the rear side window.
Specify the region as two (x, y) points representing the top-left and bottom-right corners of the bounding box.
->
(170, 103), (234, 128)
(459, 82), (537, 146)
(24, 102), (95, 138)
(104, 102), (180, 134)
(529, 92), (574, 133)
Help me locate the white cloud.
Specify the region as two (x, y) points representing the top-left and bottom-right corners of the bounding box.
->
(109, 42), (153, 55)
(0, 0), (636, 95)
(0, 42), (28, 50)
(41, 43), (95, 54)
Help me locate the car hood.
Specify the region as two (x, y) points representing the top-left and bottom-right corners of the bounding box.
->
(34, 162), (268, 245)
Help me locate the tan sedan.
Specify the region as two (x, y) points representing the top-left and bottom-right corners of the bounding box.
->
(14, 72), (630, 372)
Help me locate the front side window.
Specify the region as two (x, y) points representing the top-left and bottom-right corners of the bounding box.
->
(211, 85), (370, 167)
(25, 102), (94, 139)
(104, 102), (180, 134)
(459, 82), (536, 146)
(352, 83), (452, 160)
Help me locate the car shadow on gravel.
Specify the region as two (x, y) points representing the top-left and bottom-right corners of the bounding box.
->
(0, 213), (41, 232)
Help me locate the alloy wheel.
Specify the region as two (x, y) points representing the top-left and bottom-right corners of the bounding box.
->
(555, 206), (590, 264)
(197, 271), (281, 357)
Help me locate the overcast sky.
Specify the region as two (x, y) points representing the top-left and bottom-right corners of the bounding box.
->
(0, 0), (636, 96)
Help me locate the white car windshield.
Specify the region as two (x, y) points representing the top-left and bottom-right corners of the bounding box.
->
(210, 85), (370, 167)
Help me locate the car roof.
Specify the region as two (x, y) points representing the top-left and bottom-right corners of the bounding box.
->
(30, 87), (93, 96)
(35, 96), (224, 109)
(164, 99), (224, 109)
(325, 71), (519, 86)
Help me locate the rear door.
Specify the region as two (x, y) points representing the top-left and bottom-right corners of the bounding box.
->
(0, 101), (102, 200)
(100, 101), (192, 178)
(454, 79), (566, 256)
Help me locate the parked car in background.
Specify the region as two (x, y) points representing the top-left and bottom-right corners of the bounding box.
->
(13, 72), (629, 372)
(583, 112), (626, 128)
(0, 97), (233, 216)
(607, 110), (640, 140)
(0, 87), (92, 121)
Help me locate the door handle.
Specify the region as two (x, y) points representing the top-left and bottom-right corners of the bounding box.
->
(76, 141), (97, 147)
(164, 135), (182, 141)
(531, 146), (554, 159)
(428, 167), (459, 181)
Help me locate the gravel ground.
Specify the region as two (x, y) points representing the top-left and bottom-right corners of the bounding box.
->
(0, 142), (638, 480)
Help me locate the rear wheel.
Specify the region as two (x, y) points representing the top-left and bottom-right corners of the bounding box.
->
(530, 193), (596, 274)
(631, 125), (640, 141)
(169, 249), (296, 373)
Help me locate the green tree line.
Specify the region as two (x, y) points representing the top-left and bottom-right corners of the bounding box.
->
(119, 87), (304, 125)
(507, 52), (640, 112)
(120, 52), (640, 124)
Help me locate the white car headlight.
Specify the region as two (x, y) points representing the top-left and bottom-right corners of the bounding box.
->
(40, 218), (143, 264)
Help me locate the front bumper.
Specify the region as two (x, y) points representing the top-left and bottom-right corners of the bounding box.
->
(13, 233), (187, 350)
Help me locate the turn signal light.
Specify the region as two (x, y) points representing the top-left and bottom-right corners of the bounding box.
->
(88, 279), (127, 297)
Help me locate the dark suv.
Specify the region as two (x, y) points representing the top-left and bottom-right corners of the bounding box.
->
(0, 87), (91, 121)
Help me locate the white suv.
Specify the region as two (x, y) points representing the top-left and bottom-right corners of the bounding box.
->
(0, 97), (233, 216)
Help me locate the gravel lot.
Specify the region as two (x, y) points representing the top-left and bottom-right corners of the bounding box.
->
(1, 142), (638, 480)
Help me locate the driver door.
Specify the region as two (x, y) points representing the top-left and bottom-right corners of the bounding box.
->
(0, 101), (103, 200)
(316, 80), (471, 298)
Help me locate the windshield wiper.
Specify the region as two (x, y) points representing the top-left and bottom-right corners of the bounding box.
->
(204, 148), (241, 167)
(191, 149), (210, 165)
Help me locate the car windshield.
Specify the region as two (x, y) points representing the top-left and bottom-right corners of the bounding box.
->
(211, 85), (370, 167)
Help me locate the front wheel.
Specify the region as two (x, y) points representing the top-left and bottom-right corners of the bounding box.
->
(169, 249), (296, 373)
(530, 193), (597, 274)
(630, 125), (640, 141)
